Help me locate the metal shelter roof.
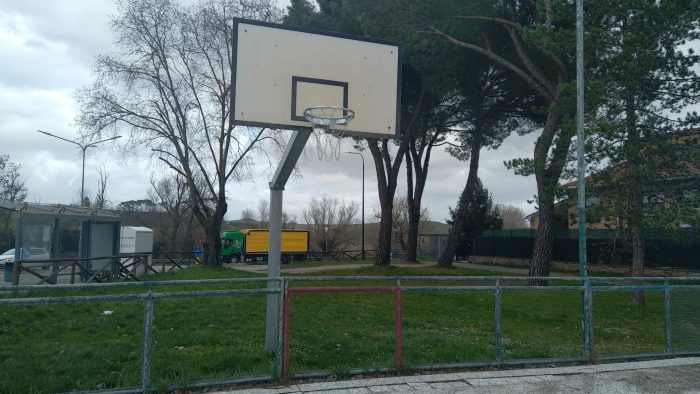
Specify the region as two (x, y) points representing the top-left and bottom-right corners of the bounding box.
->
(0, 201), (120, 221)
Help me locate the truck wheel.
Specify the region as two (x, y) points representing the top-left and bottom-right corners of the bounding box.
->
(232, 254), (241, 264)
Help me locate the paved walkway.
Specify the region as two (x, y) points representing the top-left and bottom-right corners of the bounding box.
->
(229, 261), (579, 277)
(220, 357), (700, 393)
(230, 262), (429, 275)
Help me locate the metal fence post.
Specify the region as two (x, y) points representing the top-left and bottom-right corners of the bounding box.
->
(664, 279), (672, 354)
(582, 278), (593, 361)
(12, 262), (20, 285)
(395, 278), (403, 371)
(282, 285), (292, 377)
(275, 277), (286, 377)
(494, 279), (502, 364)
(141, 288), (154, 391)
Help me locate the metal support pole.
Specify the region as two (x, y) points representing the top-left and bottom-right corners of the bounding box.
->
(266, 129), (312, 352)
(266, 187), (283, 352)
(576, 0), (587, 281)
(361, 159), (364, 260)
(494, 279), (502, 364)
(395, 278), (403, 371)
(663, 279), (672, 354)
(576, 0), (590, 363)
(50, 218), (61, 285)
(141, 288), (154, 391)
(582, 278), (594, 361)
(275, 277), (286, 377)
(80, 147), (87, 206)
(282, 286), (291, 377)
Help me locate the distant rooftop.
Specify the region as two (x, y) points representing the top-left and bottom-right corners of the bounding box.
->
(0, 201), (120, 220)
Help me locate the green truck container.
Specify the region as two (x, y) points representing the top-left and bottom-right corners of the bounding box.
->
(220, 229), (309, 263)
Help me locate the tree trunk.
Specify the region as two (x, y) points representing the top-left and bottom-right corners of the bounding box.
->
(530, 196), (554, 284)
(528, 109), (569, 284)
(405, 147), (417, 262)
(624, 89), (645, 307)
(630, 216), (646, 307)
(203, 216), (223, 266)
(406, 208), (420, 262)
(376, 201), (393, 266)
(201, 200), (226, 266)
(368, 138), (407, 267)
(438, 133), (482, 267)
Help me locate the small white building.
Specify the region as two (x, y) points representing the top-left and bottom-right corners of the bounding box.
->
(120, 226), (154, 276)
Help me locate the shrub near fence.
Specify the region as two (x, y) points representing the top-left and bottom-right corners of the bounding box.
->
(474, 229), (700, 269)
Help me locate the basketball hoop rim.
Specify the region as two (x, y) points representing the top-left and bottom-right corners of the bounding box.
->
(303, 106), (355, 127)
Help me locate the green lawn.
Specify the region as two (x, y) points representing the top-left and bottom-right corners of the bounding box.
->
(0, 265), (697, 393)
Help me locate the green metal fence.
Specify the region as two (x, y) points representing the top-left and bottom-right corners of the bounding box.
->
(474, 229), (700, 269)
(0, 276), (698, 393)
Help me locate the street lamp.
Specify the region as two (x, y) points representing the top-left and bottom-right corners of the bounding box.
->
(37, 130), (122, 207)
(345, 151), (365, 260)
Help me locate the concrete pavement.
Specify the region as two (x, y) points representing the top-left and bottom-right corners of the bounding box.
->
(218, 357), (700, 393)
(228, 260), (550, 276)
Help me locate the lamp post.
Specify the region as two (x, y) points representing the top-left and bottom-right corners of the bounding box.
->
(345, 151), (365, 260)
(37, 130), (121, 207)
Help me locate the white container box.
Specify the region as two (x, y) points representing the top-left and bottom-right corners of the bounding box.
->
(120, 226), (153, 276)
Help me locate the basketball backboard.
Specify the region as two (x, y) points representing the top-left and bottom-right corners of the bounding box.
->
(231, 19), (401, 138)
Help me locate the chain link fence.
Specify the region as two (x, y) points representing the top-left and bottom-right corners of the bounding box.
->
(0, 275), (698, 392)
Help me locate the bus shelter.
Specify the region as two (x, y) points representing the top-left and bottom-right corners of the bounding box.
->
(0, 202), (121, 283)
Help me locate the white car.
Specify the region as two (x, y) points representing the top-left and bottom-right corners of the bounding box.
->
(0, 248), (51, 269)
(0, 249), (14, 266)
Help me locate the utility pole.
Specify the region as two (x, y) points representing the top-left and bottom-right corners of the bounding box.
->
(575, 0), (592, 361)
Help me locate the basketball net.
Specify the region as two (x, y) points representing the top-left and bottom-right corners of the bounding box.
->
(304, 106), (355, 161)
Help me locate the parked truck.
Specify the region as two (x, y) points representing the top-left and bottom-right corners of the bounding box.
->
(220, 229), (309, 263)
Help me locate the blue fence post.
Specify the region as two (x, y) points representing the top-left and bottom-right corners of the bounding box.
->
(664, 279), (672, 354)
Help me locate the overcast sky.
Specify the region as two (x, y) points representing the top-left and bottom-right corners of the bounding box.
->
(0, 0), (542, 224)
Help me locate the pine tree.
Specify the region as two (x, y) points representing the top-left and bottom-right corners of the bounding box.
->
(447, 179), (502, 259)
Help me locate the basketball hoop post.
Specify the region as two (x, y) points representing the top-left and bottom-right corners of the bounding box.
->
(266, 129), (312, 352)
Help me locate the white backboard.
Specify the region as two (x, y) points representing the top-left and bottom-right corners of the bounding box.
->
(231, 19), (401, 138)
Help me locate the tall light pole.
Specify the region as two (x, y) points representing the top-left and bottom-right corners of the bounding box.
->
(575, 0), (592, 361)
(37, 130), (122, 207)
(345, 151), (365, 260)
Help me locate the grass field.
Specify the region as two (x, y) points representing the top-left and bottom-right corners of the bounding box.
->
(0, 265), (697, 393)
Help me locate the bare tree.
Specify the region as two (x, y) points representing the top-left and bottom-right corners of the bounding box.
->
(303, 195), (358, 253)
(149, 174), (194, 250)
(0, 155), (27, 250)
(281, 212), (297, 229)
(94, 165), (110, 209)
(257, 199), (270, 228)
(0, 155), (27, 203)
(495, 204), (528, 229)
(240, 208), (256, 221)
(77, 0), (282, 265)
(382, 194), (429, 254)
